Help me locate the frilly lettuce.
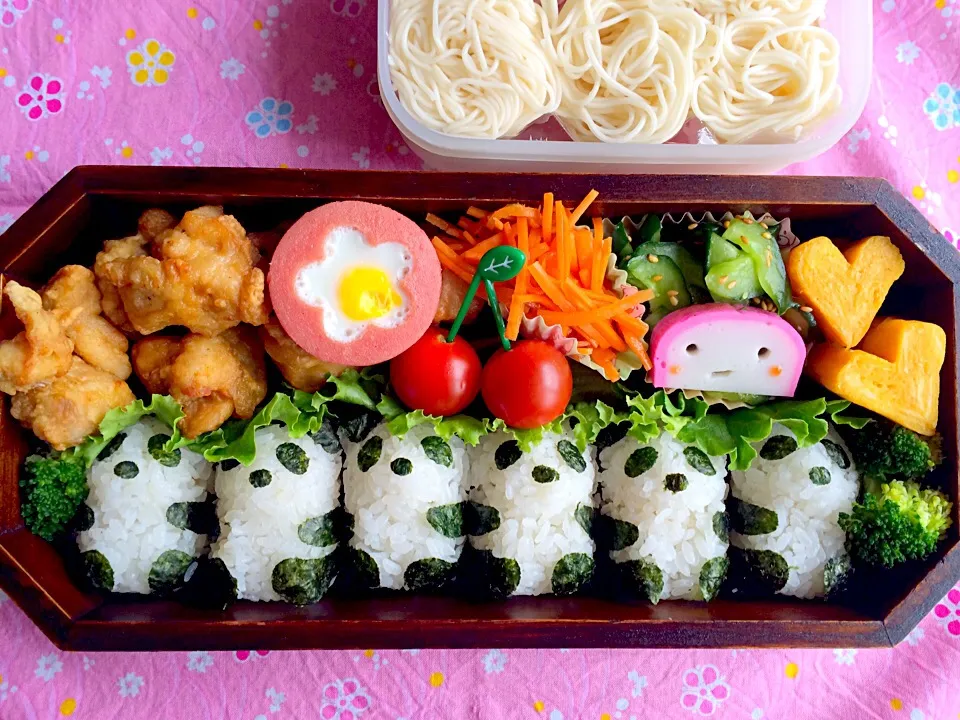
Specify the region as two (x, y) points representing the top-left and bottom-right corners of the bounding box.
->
(617, 391), (869, 471)
(66, 394), (185, 467)
(486, 400), (620, 453)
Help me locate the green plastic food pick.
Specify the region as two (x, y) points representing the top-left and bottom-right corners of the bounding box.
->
(447, 245), (526, 352)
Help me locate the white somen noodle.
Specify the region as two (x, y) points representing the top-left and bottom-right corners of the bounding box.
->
(388, 0), (561, 139)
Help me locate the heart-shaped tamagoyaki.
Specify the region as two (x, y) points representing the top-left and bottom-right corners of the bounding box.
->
(787, 235), (905, 348)
(806, 318), (945, 436)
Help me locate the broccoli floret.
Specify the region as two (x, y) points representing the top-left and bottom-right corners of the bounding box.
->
(838, 479), (952, 568)
(20, 454), (89, 541)
(847, 420), (942, 482)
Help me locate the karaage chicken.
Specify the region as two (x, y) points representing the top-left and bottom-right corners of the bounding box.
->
(0, 281), (74, 395)
(94, 233), (148, 333)
(132, 326), (267, 438)
(260, 315), (349, 392)
(11, 356), (136, 451)
(97, 206), (270, 337)
(40, 265), (132, 380)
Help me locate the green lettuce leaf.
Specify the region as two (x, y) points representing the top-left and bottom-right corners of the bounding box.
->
(385, 409), (489, 447)
(66, 394), (185, 466)
(565, 401), (619, 452)
(486, 417), (567, 452)
(825, 399), (872, 429)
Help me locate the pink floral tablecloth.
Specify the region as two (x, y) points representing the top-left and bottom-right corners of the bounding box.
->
(1, 1), (960, 718)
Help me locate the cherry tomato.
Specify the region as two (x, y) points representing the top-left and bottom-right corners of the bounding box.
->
(481, 340), (573, 429)
(390, 328), (482, 416)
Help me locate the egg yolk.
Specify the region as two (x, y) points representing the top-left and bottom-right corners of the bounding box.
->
(338, 266), (402, 321)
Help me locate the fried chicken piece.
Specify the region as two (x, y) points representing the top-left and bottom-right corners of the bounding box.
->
(0, 281), (74, 395)
(132, 327), (267, 438)
(260, 315), (349, 392)
(434, 268), (485, 325)
(94, 233), (148, 333)
(10, 356), (135, 450)
(137, 208), (176, 242)
(99, 206), (270, 336)
(41, 265), (132, 380)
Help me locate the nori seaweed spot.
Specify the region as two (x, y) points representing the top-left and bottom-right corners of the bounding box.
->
(426, 503), (463, 538)
(619, 559), (663, 604)
(532, 465), (559, 484)
(465, 501), (500, 536)
(74, 503), (95, 532)
(575, 503), (594, 535)
(148, 549), (194, 595)
(421, 436), (453, 467)
(113, 460), (139, 479)
(599, 515), (639, 551)
(759, 435), (798, 460)
(349, 547), (381, 589)
(404, 558), (457, 592)
(276, 442), (309, 475)
(311, 419), (341, 455)
(822, 439), (850, 469)
(80, 550), (114, 592)
(712, 511), (729, 543)
(339, 407), (380, 443)
(625, 447), (658, 478)
(730, 497), (778, 535)
(182, 556), (237, 610)
(220, 458), (240, 472)
(824, 553), (852, 596)
(494, 440), (522, 470)
(390, 457), (413, 476)
(271, 556), (336, 605)
(98, 432), (127, 461)
(249, 468), (272, 488)
(683, 447), (716, 476)
(664, 473), (688, 492)
(809, 466), (832, 486)
(699, 556), (729, 601)
(734, 547), (789, 593)
(557, 440), (586, 472)
(358, 436), (383, 472)
(552, 553), (594, 596)
(148, 433), (181, 467)
(474, 549), (521, 599)
(298, 512), (339, 547)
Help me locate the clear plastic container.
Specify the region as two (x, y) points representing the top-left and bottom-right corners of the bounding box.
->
(377, 0), (872, 174)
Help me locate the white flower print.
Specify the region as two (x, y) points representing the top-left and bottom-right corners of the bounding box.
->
(0, 214), (12, 236)
(181, 134), (205, 164)
(846, 128), (870, 154)
(0, 155), (9, 183)
(0, 588), (7, 603)
(267, 687), (285, 713)
(150, 147), (173, 166)
(220, 58), (245, 80)
(905, 625), (925, 646)
(35, 654), (63, 682)
(313, 73), (337, 95)
(910, 710), (925, 720)
(330, 0), (367, 18)
(352, 147), (371, 169)
(0, 674), (17, 702)
(187, 651), (213, 673)
(355, 650), (389, 670)
(118, 672), (144, 698)
(482, 649), (507, 674)
(878, 115), (898, 147)
(91, 65), (112, 88)
(401, 649), (420, 655)
(896, 41), (920, 65)
(629, 670), (647, 698)
(833, 648), (857, 666)
(881, 0), (895, 11)
(82, 656), (95, 671)
(297, 114), (319, 134)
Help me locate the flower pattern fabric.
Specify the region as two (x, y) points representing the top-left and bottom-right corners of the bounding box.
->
(0, 3), (958, 719)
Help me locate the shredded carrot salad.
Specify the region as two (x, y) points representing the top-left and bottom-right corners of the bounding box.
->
(427, 191), (654, 379)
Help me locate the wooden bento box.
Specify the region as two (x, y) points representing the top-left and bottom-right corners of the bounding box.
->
(0, 168), (957, 651)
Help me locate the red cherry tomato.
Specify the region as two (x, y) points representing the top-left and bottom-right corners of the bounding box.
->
(481, 340), (573, 429)
(390, 328), (482, 416)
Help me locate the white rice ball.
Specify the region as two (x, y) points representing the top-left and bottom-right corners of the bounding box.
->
(598, 431), (729, 601)
(79, 417), (214, 594)
(730, 425), (858, 599)
(343, 422), (468, 590)
(211, 424), (342, 602)
(468, 428), (596, 596)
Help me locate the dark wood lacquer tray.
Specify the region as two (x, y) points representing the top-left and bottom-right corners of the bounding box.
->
(1, 168), (957, 651)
